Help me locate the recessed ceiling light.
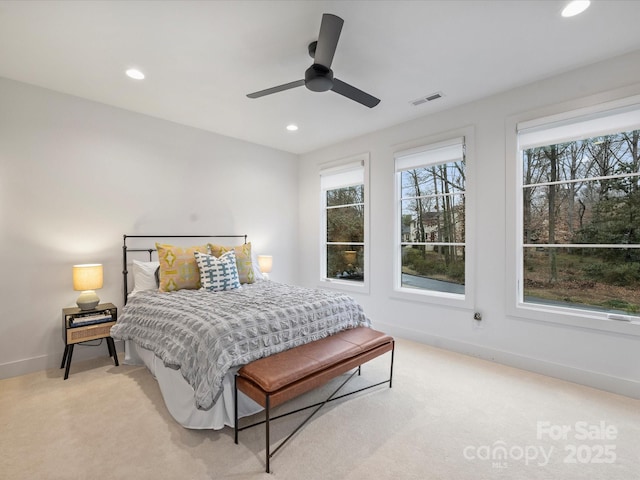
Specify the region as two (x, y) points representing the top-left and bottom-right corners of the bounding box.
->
(286, 124), (298, 132)
(125, 68), (145, 80)
(561, 0), (590, 17)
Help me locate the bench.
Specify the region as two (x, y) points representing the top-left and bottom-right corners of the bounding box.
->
(234, 326), (394, 473)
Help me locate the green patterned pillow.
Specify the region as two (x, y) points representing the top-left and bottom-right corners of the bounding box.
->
(156, 243), (209, 291)
(208, 242), (255, 284)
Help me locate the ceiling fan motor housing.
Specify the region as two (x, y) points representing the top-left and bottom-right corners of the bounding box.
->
(305, 64), (334, 92)
(247, 14), (379, 107)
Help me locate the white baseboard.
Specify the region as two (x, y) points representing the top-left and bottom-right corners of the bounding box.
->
(375, 321), (640, 400)
(0, 340), (125, 380)
(5, 327), (638, 401)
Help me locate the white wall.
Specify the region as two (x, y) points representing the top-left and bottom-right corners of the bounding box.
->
(0, 77), (298, 378)
(298, 50), (640, 399)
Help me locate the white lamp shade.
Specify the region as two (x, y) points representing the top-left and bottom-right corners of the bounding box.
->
(73, 264), (104, 291)
(73, 264), (103, 310)
(257, 255), (273, 274)
(344, 250), (357, 263)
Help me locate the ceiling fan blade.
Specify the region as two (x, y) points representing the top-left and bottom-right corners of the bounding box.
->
(247, 79), (305, 99)
(331, 78), (380, 108)
(313, 14), (343, 69)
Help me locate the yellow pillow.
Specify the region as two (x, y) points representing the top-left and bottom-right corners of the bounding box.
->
(208, 242), (255, 284)
(156, 243), (209, 292)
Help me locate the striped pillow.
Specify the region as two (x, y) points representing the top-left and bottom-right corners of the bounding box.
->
(194, 250), (241, 292)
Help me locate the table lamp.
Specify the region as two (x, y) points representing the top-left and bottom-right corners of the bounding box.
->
(257, 255), (273, 280)
(73, 263), (103, 310)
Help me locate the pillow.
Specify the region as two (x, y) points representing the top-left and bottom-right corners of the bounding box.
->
(251, 250), (265, 281)
(130, 260), (160, 295)
(194, 250), (241, 292)
(156, 243), (209, 292)
(208, 242), (256, 284)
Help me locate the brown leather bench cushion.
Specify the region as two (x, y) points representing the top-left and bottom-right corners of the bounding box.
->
(236, 327), (393, 407)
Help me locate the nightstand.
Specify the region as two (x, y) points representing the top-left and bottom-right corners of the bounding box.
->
(61, 302), (119, 380)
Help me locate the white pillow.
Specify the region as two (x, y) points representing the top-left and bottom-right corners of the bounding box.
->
(194, 251), (241, 292)
(131, 260), (160, 295)
(251, 251), (265, 281)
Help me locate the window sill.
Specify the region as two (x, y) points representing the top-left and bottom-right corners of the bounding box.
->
(319, 278), (369, 295)
(509, 302), (640, 337)
(391, 286), (471, 309)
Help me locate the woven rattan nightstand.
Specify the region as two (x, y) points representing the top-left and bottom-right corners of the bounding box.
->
(61, 303), (119, 380)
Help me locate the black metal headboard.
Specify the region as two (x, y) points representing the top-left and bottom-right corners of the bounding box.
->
(122, 234), (248, 305)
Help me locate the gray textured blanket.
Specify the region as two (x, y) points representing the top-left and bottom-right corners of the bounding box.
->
(110, 281), (371, 410)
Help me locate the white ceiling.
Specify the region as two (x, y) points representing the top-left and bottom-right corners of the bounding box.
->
(1, 0), (640, 154)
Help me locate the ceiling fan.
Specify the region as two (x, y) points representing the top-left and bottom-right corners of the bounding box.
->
(247, 13), (380, 108)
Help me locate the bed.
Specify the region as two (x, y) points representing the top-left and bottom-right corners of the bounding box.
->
(111, 235), (372, 430)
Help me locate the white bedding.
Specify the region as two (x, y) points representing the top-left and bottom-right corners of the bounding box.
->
(124, 341), (262, 429)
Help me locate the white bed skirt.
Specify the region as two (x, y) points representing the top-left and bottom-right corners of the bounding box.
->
(124, 341), (262, 430)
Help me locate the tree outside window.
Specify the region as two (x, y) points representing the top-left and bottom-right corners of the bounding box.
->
(521, 130), (640, 318)
(326, 185), (364, 281)
(321, 158), (367, 285)
(396, 139), (466, 295)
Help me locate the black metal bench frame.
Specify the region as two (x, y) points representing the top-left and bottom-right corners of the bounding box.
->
(234, 345), (394, 473)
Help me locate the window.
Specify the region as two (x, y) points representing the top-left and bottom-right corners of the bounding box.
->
(516, 100), (640, 324)
(395, 137), (466, 298)
(320, 155), (368, 288)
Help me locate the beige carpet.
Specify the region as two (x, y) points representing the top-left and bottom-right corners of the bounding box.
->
(1, 338), (638, 480)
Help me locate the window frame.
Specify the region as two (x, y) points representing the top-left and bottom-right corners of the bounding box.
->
(319, 153), (370, 294)
(506, 94), (640, 336)
(392, 127), (475, 309)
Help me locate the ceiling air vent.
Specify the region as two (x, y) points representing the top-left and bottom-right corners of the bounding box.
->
(410, 91), (444, 107)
